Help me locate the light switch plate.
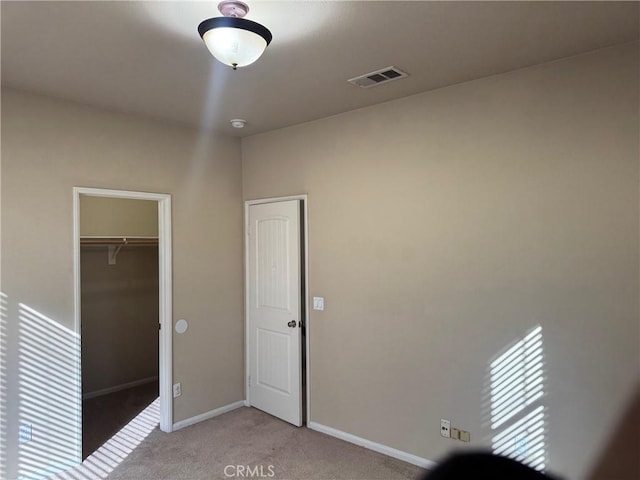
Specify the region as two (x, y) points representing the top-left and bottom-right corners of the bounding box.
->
(313, 297), (324, 311)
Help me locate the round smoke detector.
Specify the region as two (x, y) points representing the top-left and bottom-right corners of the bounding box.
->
(230, 119), (247, 128)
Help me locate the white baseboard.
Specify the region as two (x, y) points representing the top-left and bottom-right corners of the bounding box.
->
(172, 400), (245, 431)
(83, 376), (158, 400)
(308, 421), (436, 469)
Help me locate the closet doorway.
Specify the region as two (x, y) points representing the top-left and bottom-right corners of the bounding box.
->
(72, 188), (173, 462)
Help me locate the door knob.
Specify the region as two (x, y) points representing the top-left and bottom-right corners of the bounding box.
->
(287, 320), (296, 328)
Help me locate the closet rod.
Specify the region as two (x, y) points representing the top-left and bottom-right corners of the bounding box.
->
(80, 237), (158, 246)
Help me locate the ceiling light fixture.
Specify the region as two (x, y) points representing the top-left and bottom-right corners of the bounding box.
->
(198, 1), (272, 70)
(230, 119), (247, 128)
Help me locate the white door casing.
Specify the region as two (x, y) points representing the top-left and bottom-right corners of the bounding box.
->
(248, 200), (302, 426)
(73, 187), (173, 446)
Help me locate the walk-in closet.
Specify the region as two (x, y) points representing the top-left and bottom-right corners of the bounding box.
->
(79, 196), (159, 459)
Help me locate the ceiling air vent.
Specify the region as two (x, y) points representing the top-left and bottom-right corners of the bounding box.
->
(348, 66), (409, 88)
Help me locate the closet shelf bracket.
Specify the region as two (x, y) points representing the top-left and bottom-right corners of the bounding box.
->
(107, 238), (127, 265)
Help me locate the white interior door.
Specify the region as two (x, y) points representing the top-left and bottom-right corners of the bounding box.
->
(248, 200), (302, 426)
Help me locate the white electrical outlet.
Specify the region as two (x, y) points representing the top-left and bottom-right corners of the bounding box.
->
(19, 423), (32, 443)
(173, 383), (182, 398)
(440, 419), (451, 438)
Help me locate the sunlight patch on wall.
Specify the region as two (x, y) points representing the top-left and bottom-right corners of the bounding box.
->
(18, 304), (81, 479)
(0, 292), (8, 480)
(52, 398), (159, 479)
(174, 60), (233, 218)
(489, 325), (547, 471)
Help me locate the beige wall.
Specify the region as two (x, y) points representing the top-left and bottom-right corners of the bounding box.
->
(242, 43), (640, 480)
(81, 245), (159, 394)
(80, 196), (158, 238)
(1, 89), (244, 478)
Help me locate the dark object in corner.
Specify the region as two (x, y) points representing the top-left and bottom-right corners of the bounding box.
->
(587, 385), (640, 480)
(421, 452), (561, 480)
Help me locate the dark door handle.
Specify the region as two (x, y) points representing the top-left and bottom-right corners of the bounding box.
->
(287, 320), (296, 328)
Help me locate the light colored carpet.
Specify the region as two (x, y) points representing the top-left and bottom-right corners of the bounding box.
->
(105, 406), (426, 480)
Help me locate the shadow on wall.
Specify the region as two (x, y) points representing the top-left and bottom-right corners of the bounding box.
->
(1, 292), (8, 480)
(587, 383), (640, 480)
(17, 303), (81, 479)
(483, 326), (547, 472)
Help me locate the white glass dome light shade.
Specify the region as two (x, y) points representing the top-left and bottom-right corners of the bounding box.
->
(198, 17), (272, 69)
(203, 27), (266, 68)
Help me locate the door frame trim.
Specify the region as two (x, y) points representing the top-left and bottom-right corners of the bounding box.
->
(72, 187), (173, 445)
(244, 194), (310, 424)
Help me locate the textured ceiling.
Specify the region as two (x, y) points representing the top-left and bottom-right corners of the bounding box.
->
(2, 1), (638, 136)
